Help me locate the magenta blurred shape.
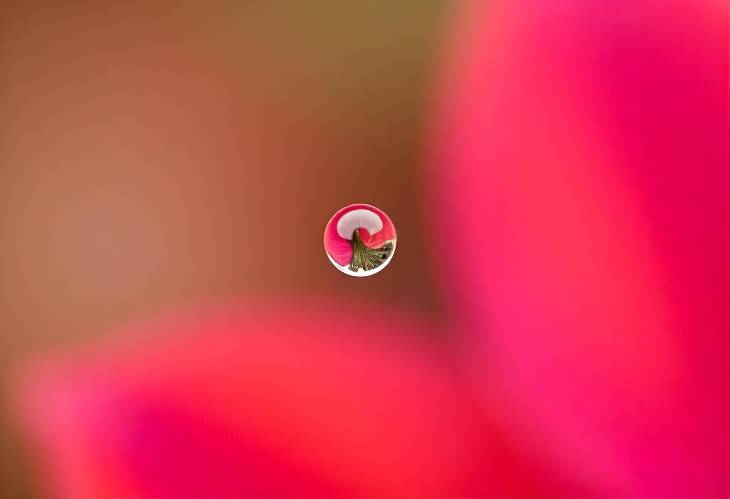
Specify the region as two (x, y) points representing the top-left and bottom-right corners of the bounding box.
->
(428, 0), (728, 496)
(14, 301), (563, 498)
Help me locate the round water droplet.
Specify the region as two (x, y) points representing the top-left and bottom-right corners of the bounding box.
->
(324, 204), (396, 276)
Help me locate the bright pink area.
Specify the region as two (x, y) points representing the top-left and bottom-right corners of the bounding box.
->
(323, 204), (396, 265)
(429, 0), (728, 496)
(12, 300), (557, 498)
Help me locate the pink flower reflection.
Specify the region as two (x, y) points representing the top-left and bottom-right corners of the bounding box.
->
(323, 204), (396, 267)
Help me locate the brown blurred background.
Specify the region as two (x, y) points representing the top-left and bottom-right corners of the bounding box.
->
(0, 1), (450, 496)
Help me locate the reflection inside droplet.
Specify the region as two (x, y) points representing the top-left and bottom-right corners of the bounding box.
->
(324, 204), (397, 277)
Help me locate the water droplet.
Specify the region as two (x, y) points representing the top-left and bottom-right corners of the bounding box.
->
(324, 204), (396, 277)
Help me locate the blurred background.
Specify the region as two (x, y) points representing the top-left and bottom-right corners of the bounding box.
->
(1, 2), (448, 496)
(1, 1), (727, 498)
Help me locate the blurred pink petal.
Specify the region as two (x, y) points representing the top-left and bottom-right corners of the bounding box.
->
(429, 0), (728, 496)
(13, 300), (552, 498)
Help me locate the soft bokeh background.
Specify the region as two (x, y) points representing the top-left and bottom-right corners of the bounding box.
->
(1, 1), (727, 498)
(1, 2), (448, 496)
